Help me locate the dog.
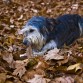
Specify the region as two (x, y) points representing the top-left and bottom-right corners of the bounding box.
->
(20, 14), (83, 56)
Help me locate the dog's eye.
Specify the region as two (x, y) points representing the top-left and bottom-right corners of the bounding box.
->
(29, 29), (34, 33)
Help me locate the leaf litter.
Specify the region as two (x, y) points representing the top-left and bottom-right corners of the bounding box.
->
(0, 0), (83, 83)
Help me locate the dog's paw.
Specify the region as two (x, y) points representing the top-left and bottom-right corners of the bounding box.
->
(33, 50), (47, 56)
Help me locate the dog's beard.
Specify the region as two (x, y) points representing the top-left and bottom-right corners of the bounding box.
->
(26, 31), (45, 50)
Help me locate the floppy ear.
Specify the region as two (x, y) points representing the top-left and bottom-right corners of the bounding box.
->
(45, 17), (59, 32)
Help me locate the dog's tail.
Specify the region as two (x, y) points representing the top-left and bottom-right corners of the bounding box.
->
(78, 17), (83, 37)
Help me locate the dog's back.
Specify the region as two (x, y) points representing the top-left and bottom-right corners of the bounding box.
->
(53, 14), (82, 48)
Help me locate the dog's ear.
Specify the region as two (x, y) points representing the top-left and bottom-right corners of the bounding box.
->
(45, 17), (59, 32)
(39, 18), (58, 39)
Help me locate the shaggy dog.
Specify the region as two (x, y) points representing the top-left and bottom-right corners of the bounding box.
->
(20, 14), (83, 55)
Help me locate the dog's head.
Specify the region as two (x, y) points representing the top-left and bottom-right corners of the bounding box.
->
(20, 16), (50, 51)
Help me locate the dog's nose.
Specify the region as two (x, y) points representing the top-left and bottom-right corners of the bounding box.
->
(23, 39), (30, 46)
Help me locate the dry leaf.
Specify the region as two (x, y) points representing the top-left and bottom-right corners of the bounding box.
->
(71, 4), (78, 9)
(8, 46), (14, 52)
(0, 73), (7, 83)
(54, 76), (74, 83)
(57, 56), (69, 66)
(44, 48), (64, 60)
(67, 63), (83, 72)
(2, 53), (13, 64)
(31, 8), (38, 13)
(75, 75), (83, 83)
(27, 74), (50, 83)
(2, 53), (14, 68)
(35, 61), (42, 69)
(10, 25), (15, 28)
(26, 45), (33, 58)
(18, 15), (23, 20)
(13, 66), (26, 78)
(13, 59), (29, 78)
(22, 70), (36, 81)
(0, 0), (83, 83)
(14, 59), (28, 68)
(20, 45), (33, 59)
(17, 6), (23, 12)
(20, 53), (27, 58)
(10, 17), (14, 24)
(23, 69), (45, 82)
(0, 66), (6, 72)
(34, 61), (49, 69)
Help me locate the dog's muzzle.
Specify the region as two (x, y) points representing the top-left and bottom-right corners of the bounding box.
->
(23, 38), (31, 46)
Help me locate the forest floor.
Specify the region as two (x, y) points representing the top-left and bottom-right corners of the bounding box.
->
(0, 0), (83, 83)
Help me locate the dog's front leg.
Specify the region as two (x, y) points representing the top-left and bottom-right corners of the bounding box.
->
(33, 40), (57, 56)
(33, 50), (47, 56)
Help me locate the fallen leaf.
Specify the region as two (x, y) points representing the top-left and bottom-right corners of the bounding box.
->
(6, 35), (15, 45)
(71, 4), (78, 9)
(17, 6), (23, 12)
(13, 59), (29, 78)
(31, 8), (38, 13)
(34, 61), (49, 69)
(8, 46), (14, 52)
(13, 66), (26, 78)
(10, 25), (15, 28)
(27, 74), (50, 83)
(20, 53), (27, 58)
(44, 48), (64, 60)
(2, 52), (14, 68)
(57, 56), (69, 66)
(18, 15), (23, 20)
(75, 75), (83, 83)
(0, 66), (6, 72)
(0, 73), (7, 83)
(10, 17), (14, 24)
(26, 45), (33, 58)
(54, 76), (74, 83)
(20, 45), (33, 59)
(22, 70), (36, 81)
(67, 63), (83, 72)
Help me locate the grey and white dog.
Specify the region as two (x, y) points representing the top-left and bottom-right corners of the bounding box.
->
(19, 14), (83, 56)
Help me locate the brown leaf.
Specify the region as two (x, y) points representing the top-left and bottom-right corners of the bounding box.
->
(67, 63), (83, 72)
(75, 75), (83, 83)
(57, 56), (69, 66)
(44, 48), (64, 60)
(71, 4), (78, 10)
(13, 59), (29, 78)
(0, 66), (7, 73)
(20, 45), (33, 59)
(14, 59), (29, 68)
(54, 76), (74, 83)
(22, 70), (36, 81)
(0, 73), (7, 83)
(26, 45), (33, 58)
(27, 74), (50, 83)
(13, 66), (26, 78)
(17, 15), (23, 21)
(34, 61), (49, 69)
(8, 46), (14, 52)
(2, 52), (14, 68)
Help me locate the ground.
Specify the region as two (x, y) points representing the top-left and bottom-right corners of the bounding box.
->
(0, 0), (83, 83)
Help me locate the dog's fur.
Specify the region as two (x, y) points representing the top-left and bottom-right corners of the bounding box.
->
(20, 14), (83, 56)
